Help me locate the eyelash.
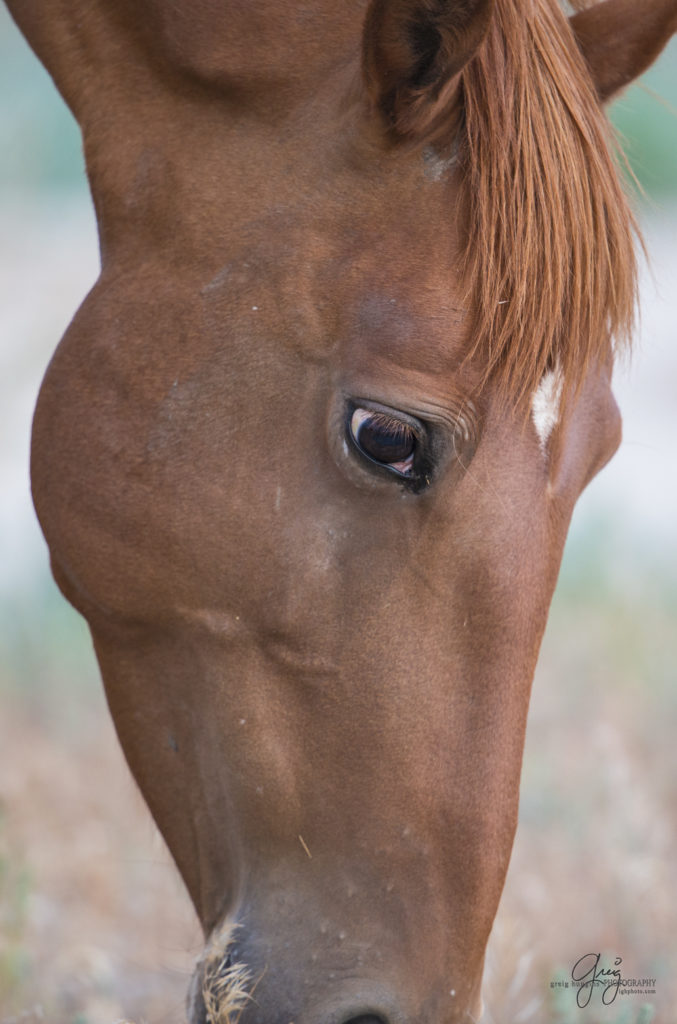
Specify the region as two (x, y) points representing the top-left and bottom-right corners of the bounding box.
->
(346, 403), (432, 490)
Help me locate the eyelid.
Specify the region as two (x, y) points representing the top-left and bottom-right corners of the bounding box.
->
(346, 399), (424, 437)
(349, 407), (414, 442)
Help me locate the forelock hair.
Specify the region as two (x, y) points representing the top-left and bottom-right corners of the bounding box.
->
(458, 0), (639, 411)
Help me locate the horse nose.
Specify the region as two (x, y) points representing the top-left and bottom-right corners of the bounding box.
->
(335, 1010), (395, 1024)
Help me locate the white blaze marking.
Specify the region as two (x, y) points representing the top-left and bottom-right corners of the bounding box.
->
(531, 367), (563, 451)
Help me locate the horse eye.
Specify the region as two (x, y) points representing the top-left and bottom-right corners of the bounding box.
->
(349, 408), (416, 476)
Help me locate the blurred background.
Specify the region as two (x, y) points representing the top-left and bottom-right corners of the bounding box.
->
(1, 6), (676, 1024)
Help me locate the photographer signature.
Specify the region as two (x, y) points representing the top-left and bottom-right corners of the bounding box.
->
(571, 953), (622, 1007)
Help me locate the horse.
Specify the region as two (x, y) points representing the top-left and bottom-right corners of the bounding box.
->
(7, 0), (676, 1020)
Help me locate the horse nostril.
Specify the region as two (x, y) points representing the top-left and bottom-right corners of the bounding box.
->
(343, 1017), (388, 1024)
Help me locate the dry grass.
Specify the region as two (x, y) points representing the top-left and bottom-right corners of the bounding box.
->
(483, 539), (677, 1024)
(0, 598), (201, 1024)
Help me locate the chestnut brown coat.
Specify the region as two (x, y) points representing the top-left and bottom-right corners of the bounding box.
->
(7, 0), (677, 1021)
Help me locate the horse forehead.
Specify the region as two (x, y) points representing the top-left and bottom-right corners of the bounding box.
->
(339, 291), (471, 384)
(192, 167), (467, 367)
(134, 0), (367, 88)
(196, 261), (469, 396)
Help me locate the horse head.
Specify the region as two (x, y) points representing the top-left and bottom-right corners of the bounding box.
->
(9, 0), (676, 1020)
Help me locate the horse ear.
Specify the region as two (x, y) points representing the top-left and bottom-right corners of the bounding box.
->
(362, 0), (494, 144)
(570, 0), (677, 104)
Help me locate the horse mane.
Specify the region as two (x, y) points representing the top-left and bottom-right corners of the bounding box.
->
(457, 0), (638, 412)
